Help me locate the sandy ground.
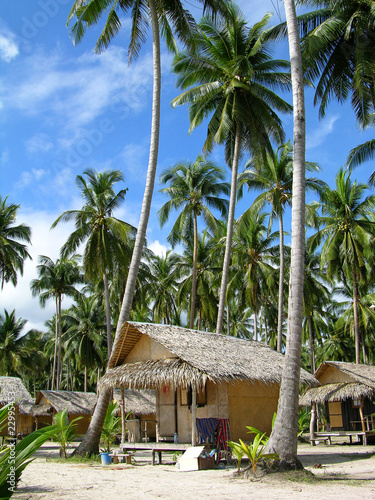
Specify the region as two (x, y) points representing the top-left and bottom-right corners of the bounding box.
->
(10, 440), (375, 500)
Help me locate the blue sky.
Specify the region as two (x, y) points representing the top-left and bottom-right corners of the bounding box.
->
(1, 0), (374, 332)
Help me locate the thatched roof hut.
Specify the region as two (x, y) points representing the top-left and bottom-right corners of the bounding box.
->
(34, 390), (97, 415)
(105, 321), (318, 391)
(300, 362), (375, 406)
(0, 376), (34, 414)
(102, 322), (318, 444)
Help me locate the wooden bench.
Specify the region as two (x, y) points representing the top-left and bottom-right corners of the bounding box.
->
(311, 431), (367, 446)
(120, 442), (190, 465)
(110, 453), (134, 464)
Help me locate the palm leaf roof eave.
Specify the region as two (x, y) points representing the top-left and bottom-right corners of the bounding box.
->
(106, 321), (318, 390)
(314, 361), (375, 389)
(300, 382), (375, 406)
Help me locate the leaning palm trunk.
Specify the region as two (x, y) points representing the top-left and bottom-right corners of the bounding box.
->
(267, 0), (306, 469)
(216, 126), (241, 334)
(308, 315), (315, 373)
(189, 211), (199, 329)
(352, 269), (360, 364)
(103, 272), (112, 356)
(51, 296), (59, 390)
(277, 213), (285, 352)
(72, 0), (161, 456)
(57, 294), (62, 390)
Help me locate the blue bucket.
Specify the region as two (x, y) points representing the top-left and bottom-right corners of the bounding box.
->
(100, 452), (112, 465)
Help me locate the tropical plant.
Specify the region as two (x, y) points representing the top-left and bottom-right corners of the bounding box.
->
(159, 156), (229, 328)
(0, 196), (31, 289)
(226, 440), (244, 474)
(0, 405), (57, 499)
(228, 433), (279, 477)
(30, 255), (83, 390)
(172, 4), (292, 334)
(67, 0), (226, 457)
(52, 169), (133, 357)
(52, 409), (82, 458)
(100, 401), (120, 453)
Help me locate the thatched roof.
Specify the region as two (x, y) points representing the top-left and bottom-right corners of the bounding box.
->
(103, 322), (318, 391)
(113, 389), (156, 415)
(34, 390), (97, 415)
(0, 376), (34, 414)
(300, 382), (375, 406)
(315, 361), (375, 388)
(300, 361), (375, 406)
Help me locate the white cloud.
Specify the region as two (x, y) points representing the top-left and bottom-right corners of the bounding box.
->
(15, 168), (49, 190)
(148, 240), (169, 257)
(26, 133), (54, 153)
(0, 208), (76, 332)
(120, 142), (148, 180)
(306, 115), (340, 150)
(3, 45), (155, 130)
(0, 33), (19, 62)
(1, 148), (9, 164)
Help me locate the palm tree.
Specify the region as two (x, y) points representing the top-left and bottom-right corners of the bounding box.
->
(238, 142), (325, 351)
(0, 310), (42, 377)
(159, 156), (229, 328)
(30, 255), (82, 390)
(172, 4), (292, 333)
(178, 230), (219, 330)
(266, 0), (307, 470)
(347, 114), (375, 184)
(52, 169), (133, 357)
(63, 294), (106, 392)
(228, 211), (278, 342)
(146, 250), (181, 324)
(67, 0), (226, 456)
(298, 0), (375, 127)
(309, 168), (375, 363)
(0, 196), (31, 289)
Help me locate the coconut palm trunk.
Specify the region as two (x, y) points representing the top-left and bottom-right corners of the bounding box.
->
(72, 0), (161, 456)
(216, 126), (241, 334)
(57, 294), (62, 390)
(352, 269), (360, 364)
(103, 272), (112, 356)
(308, 315), (315, 373)
(52, 297), (59, 390)
(267, 0), (306, 468)
(189, 211), (199, 329)
(277, 213), (285, 352)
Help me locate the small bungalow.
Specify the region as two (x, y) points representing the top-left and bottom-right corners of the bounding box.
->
(100, 322), (317, 449)
(33, 390), (97, 434)
(0, 376), (34, 437)
(300, 361), (375, 444)
(113, 389), (156, 443)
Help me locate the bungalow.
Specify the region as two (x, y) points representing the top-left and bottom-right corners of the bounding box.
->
(33, 390), (97, 434)
(300, 361), (375, 443)
(0, 376), (34, 437)
(100, 322), (317, 449)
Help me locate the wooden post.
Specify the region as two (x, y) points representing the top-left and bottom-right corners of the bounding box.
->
(121, 387), (126, 446)
(191, 388), (197, 446)
(359, 396), (366, 432)
(310, 402), (316, 446)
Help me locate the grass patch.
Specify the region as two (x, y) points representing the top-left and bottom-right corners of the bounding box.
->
(46, 453), (100, 464)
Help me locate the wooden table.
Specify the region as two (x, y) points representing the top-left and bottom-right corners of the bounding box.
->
(120, 442), (190, 465)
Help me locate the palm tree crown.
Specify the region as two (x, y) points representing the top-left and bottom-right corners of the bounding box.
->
(0, 196), (31, 289)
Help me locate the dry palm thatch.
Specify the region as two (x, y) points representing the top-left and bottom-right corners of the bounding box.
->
(34, 390), (97, 415)
(113, 389), (156, 415)
(315, 361), (375, 389)
(0, 376), (34, 414)
(300, 382), (375, 406)
(103, 322), (318, 391)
